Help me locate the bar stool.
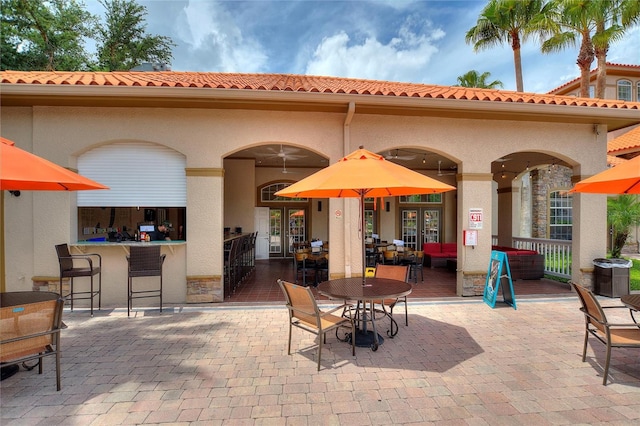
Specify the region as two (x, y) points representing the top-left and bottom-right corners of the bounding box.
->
(55, 243), (101, 316)
(127, 245), (165, 317)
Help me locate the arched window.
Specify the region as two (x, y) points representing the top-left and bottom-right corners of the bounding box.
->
(260, 183), (307, 202)
(617, 80), (632, 101)
(549, 190), (572, 240)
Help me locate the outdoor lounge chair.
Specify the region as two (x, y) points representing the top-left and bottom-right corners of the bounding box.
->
(277, 279), (355, 371)
(571, 282), (640, 385)
(0, 291), (64, 390)
(373, 264), (410, 337)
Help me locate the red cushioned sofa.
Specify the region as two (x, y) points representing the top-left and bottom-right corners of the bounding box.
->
(423, 242), (457, 268)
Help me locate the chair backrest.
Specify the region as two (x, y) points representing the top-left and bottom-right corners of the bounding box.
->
(0, 294), (63, 363)
(375, 264), (409, 282)
(55, 243), (73, 272)
(414, 250), (424, 260)
(128, 246), (163, 275)
(571, 282), (607, 333)
(383, 250), (397, 260)
(278, 280), (320, 328)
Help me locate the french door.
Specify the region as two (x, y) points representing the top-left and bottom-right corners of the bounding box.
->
(269, 207), (307, 257)
(400, 208), (441, 250)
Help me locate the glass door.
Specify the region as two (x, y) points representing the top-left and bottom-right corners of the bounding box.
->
(287, 208), (307, 256)
(269, 208), (282, 257)
(268, 207), (308, 257)
(401, 209), (418, 250)
(400, 207), (441, 248)
(423, 209), (440, 244)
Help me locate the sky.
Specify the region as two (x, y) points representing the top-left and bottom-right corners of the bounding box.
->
(85, 0), (640, 94)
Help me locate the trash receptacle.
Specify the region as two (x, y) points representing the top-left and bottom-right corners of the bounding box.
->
(593, 258), (632, 297)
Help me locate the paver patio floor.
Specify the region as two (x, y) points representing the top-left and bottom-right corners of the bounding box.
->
(2, 296), (640, 425)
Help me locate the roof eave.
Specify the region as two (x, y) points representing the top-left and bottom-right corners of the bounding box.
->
(1, 83), (639, 131)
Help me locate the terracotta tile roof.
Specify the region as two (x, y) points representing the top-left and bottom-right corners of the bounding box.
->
(548, 62), (640, 94)
(608, 126), (640, 154)
(2, 70), (639, 110)
(608, 155), (627, 167)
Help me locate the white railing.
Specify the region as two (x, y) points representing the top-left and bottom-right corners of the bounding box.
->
(512, 237), (572, 279)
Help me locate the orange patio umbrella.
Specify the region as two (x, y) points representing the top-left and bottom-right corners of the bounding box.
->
(1, 136), (108, 293)
(275, 147), (455, 284)
(570, 156), (640, 194)
(1, 137), (109, 191)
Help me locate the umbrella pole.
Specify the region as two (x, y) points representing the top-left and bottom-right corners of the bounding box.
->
(361, 192), (366, 285)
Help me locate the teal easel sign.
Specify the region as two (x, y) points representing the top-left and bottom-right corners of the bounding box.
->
(483, 250), (517, 310)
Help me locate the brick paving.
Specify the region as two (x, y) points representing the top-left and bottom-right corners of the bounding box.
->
(2, 296), (640, 425)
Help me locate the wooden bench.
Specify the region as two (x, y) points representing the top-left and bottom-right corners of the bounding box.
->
(0, 291), (64, 390)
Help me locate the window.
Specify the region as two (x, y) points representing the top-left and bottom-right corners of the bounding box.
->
(617, 80), (632, 101)
(637, 81), (640, 102)
(549, 191), (572, 240)
(399, 194), (442, 203)
(260, 183), (307, 202)
(76, 142), (187, 242)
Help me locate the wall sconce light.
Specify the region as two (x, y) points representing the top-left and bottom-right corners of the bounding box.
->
(317, 201), (322, 212)
(9, 190), (20, 197)
(501, 172), (506, 179)
(422, 154), (426, 164)
(526, 161), (530, 171)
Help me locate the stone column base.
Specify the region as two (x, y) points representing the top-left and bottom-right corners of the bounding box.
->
(32, 276), (68, 294)
(462, 271), (486, 296)
(579, 267), (595, 291)
(187, 275), (222, 303)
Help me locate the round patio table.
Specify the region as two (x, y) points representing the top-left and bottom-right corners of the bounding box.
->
(621, 294), (640, 323)
(317, 277), (412, 351)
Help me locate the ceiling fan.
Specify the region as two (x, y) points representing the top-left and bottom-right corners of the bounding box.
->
(384, 149), (416, 161)
(437, 160), (457, 176)
(266, 144), (306, 161)
(281, 157), (297, 174)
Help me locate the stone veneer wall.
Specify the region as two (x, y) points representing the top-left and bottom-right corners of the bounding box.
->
(530, 166), (573, 238)
(186, 275), (223, 303)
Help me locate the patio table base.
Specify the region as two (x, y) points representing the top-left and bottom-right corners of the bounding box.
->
(347, 330), (384, 349)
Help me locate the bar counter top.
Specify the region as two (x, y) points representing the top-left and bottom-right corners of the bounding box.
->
(72, 240), (186, 246)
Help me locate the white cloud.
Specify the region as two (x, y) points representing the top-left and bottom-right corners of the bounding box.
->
(305, 17), (444, 83)
(168, 0), (268, 72)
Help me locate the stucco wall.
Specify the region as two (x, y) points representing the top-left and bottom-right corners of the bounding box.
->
(1, 102), (611, 299)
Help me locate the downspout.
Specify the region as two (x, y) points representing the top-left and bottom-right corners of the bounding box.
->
(343, 102), (355, 277)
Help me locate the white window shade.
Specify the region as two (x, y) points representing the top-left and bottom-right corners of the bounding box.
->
(77, 142), (186, 207)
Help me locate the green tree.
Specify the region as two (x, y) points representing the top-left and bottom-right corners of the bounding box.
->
(593, 0), (640, 98)
(95, 0), (174, 71)
(540, 0), (601, 98)
(466, 0), (550, 92)
(0, 0), (96, 71)
(456, 70), (504, 89)
(607, 195), (640, 258)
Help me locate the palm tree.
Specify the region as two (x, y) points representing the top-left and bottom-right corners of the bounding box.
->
(593, 0), (640, 98)
(466, 0), (549, 92)
(608, 195), (640, 258)
(540, 0), (600, 98)
(456, 70), (504, 89)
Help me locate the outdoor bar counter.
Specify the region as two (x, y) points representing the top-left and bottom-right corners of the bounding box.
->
(69, 241), (187, 307)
